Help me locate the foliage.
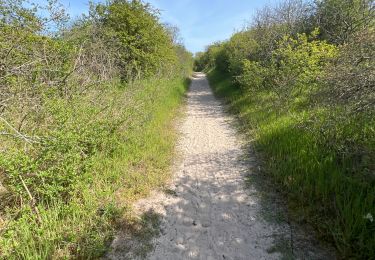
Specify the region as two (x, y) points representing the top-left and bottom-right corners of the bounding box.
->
(98, 0), (178, 81)
(236, 60), (266, 92)
(314, 0), (375, 44)
(250, 0), (313, 62)
(238, 30), (337, 104)
(224, 30), (259, 75)
(321, 27), (375, 113)
(267, 31), (337, 104)
(193, 42), (227, 72)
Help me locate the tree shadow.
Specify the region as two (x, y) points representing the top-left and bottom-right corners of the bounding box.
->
(127, 149), (294, 259)
(105, 209), (162, 260)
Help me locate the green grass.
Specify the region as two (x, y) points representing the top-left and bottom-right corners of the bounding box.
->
(207, 69), (375, 259)
(0, 77), (189, 259)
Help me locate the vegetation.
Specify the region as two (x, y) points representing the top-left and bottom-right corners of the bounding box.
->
(195, 0), (374, 258)
(0, 0), (192, 258)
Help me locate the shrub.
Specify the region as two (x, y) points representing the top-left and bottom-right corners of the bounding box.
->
(235, 29), (337, 108)
(267, 30), (337, 105)
(314, 0), (374, 44)
(236, 60), (266, 91)
(99, 0), (177, 81)
(225, 31), (259, 75)
(321, 28), (375, 113)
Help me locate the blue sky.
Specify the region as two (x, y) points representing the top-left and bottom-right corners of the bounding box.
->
(57, 0), (280, 53)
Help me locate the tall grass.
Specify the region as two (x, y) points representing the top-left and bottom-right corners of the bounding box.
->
(0, 77), (189, 259)
(208, 69), (375, 259)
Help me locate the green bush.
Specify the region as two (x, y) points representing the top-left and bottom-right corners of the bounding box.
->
(99, 0), (178, 81)
(225, 30), (259, 75)
(236, 60), (265, 91)
(267, 30), (337, 106)
(314, 0), (374, 44)
(235, 30), (337, 108)
(0, 77), (189, 258)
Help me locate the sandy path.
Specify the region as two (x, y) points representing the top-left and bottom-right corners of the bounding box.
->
(107, 73), (334, 260)
(147, 73), (280, 259)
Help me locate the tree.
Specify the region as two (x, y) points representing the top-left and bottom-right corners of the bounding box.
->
(314, 0), (375, 44)
(322, 28), (375, 112)
(99, 0), (176, 81)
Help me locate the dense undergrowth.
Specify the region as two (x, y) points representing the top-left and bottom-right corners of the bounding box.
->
(0, 0), (192, 258)
(0, 77), (189, 258)
(197, 0), (374, 258)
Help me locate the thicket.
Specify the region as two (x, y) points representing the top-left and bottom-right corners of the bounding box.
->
(0, 0), (192, 258)
(195, 0), (374, 258)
